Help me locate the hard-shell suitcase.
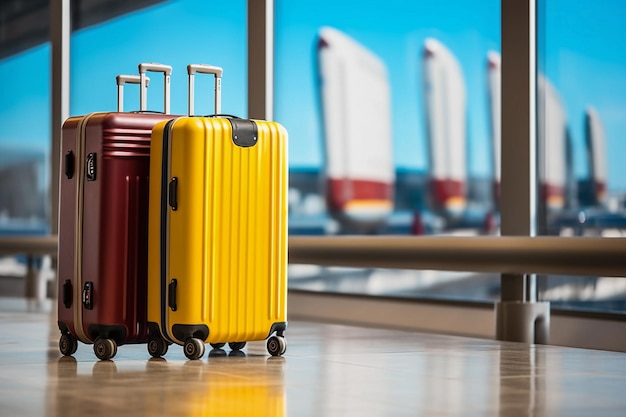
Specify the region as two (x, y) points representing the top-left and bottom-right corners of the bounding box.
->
(57, 63), (176, 360)
(146, 64), (288, 360)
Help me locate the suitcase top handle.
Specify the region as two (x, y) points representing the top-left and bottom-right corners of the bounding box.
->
(138, 63), (173, 114)
(115, 74), (149, 112)
(187, 64), (223, 117)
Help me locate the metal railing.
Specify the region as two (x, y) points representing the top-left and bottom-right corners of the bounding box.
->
(0, 236), (58, 300)
(288, 236), (626, 278)
(2, 234), (625, 286)
(0, 236), (58, 257)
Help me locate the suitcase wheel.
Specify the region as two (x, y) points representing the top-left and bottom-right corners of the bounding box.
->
(210, 343), (226, 349)
(93, 338), (117, 360)
(228, 342), (247, 351)
(267, 336), (287, 357)
(208, 348), (228, 358)
(148, 336), (169, 358)
(59, 333), (78, 356)
(183, 338), (205, 360)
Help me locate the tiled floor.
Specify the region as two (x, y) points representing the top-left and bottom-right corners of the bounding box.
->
(1, 297), (626, 416)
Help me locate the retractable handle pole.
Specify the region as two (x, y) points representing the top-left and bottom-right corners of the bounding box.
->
(187, 64), (223, 116)
(116, 74), (149, 112)
(138, 63), (172, 114)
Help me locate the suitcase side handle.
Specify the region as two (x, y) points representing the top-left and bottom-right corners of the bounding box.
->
(138, 62), (173, 114)
(168, 279), (178, 311)
(116, 74), (149, 112)
(187, 64), (223, 116)
(62, 279), (72, 309)
(64, 151), (75, 179)
(168, 177), (178, 211)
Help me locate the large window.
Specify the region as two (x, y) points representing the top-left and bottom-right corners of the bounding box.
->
(537, 0), (626, 313)
(276, 0), (501, 302)
(278, 0), (626, 316)
(2, 0), (625, 335)
(0, 0), (247, 227)
(276, 0), (500, 238)
(0, 44), (51, 235)
(0, 0), (246, 286)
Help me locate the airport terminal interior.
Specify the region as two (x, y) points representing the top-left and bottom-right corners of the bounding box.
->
(2, 297), (626, 417)
(3, 0), (626, 416)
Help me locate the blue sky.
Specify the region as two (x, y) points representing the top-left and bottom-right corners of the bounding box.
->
(1, 0), (626, 191)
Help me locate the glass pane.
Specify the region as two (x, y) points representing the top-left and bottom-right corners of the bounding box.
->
(276, 0), (501, 300)
(0, 0), (246, 291)
(538, 0), (626, 313)
(0, 44), (51, 235)
(540, 275), (626, 314)
(0, 43), (51, 292)
(289, 265), (498, 303)
(277, 0), (500, 237)
(70, 0), (246, 118)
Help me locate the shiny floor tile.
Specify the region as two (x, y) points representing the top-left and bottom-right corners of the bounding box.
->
(1, 297), (626, 416)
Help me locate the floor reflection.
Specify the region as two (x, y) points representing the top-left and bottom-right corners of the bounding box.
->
(499, 346), (546, 417)
(46, 353), (286, 417)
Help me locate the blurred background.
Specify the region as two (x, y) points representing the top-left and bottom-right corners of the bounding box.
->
(2, 0), (626, 314)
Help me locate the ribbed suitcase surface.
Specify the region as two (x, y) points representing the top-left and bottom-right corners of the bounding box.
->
(57, 64), (176, 360)
(58, 112), (175, 358)
(147, 116), (288, 358)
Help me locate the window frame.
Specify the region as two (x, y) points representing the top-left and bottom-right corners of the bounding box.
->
(42, 0), (626, 352)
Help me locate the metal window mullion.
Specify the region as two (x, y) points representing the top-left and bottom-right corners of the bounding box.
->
(40, 0), (70, 301)
(498, 0), (548, 344)
(248, 0), (273, 120)
(50, 0), (70, 236)
(500, 0), (538, 297)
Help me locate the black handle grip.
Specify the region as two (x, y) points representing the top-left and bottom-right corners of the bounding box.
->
(168, 177), (178, 211)
(62, 280), (72, 308)
(208, 114), (241, 119)
(64, 151), (75, 179)
(229, 118), (258, 148)
(168, 279), (177, 311)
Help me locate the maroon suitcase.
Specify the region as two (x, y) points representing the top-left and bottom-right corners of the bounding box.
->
(57, 63), (175, 360)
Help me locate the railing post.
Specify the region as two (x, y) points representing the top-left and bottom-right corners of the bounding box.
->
(498, 0), (550, 343)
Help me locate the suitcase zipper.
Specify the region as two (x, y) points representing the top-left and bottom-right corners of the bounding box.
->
(159, 119), (177, 343)
(72, 113), (99, 343)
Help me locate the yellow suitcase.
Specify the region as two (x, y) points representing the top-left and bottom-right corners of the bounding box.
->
(147, 64), (288, 360)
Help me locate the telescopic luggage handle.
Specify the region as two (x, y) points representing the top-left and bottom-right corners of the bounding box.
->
(138, 62), (172, 114)
(187, 64), (223, 116)
(116, 74), (149, 112)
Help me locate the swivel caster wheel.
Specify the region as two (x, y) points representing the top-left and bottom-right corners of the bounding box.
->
(267, 336), (287, 356)
(148, 336), (168, 358)
(228, 341), (247, 351)
(94, 338), (117, 360)
(59, 333), (78, 356)
(210, 343), (225, 349)
(184, 338), (205, 360)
